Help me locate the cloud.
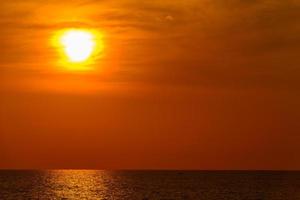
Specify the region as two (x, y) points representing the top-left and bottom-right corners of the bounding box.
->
(0, 0), (299, 91)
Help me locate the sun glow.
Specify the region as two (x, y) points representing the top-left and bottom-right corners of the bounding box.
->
(52, 29), (104, 71)
(61, 30), (95, 63)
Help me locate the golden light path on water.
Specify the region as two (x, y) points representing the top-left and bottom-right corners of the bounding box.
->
(52, 29), (104, 72)
(48, 170), (109, 199)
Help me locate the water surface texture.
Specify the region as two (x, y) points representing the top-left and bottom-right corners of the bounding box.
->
(0, 170), (299, 199)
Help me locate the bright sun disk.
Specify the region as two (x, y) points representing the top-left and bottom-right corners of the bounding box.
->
(60, 30), (96, 63)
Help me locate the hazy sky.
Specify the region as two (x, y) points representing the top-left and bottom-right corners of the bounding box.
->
(0, 0), (299, 169)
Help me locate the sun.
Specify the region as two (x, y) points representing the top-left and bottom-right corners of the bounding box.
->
(52, 28), (104, 71)
(60, 30), (96, 63)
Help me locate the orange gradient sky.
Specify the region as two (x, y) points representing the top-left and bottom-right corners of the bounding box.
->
(0, 0), (300, 169)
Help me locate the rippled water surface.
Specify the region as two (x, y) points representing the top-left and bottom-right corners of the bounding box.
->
(0, 170), (299, 199)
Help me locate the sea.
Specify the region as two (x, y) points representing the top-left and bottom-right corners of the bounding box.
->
(0, 170), (299, 199)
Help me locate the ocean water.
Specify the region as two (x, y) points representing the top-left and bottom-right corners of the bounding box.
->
(0, 170), (299, 200)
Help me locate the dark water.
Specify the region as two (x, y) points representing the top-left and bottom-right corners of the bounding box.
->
(0, 170), (299, 200)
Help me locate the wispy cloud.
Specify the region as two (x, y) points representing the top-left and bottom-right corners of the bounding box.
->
(0, 0), (299, 90)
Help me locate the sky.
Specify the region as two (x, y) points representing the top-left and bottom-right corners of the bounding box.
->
(0, 0), (299, 169)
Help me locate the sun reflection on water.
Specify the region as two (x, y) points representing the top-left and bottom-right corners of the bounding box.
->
(46, 170), (108, 199)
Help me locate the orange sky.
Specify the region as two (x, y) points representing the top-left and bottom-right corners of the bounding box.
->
(0, 0), (300, 169)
